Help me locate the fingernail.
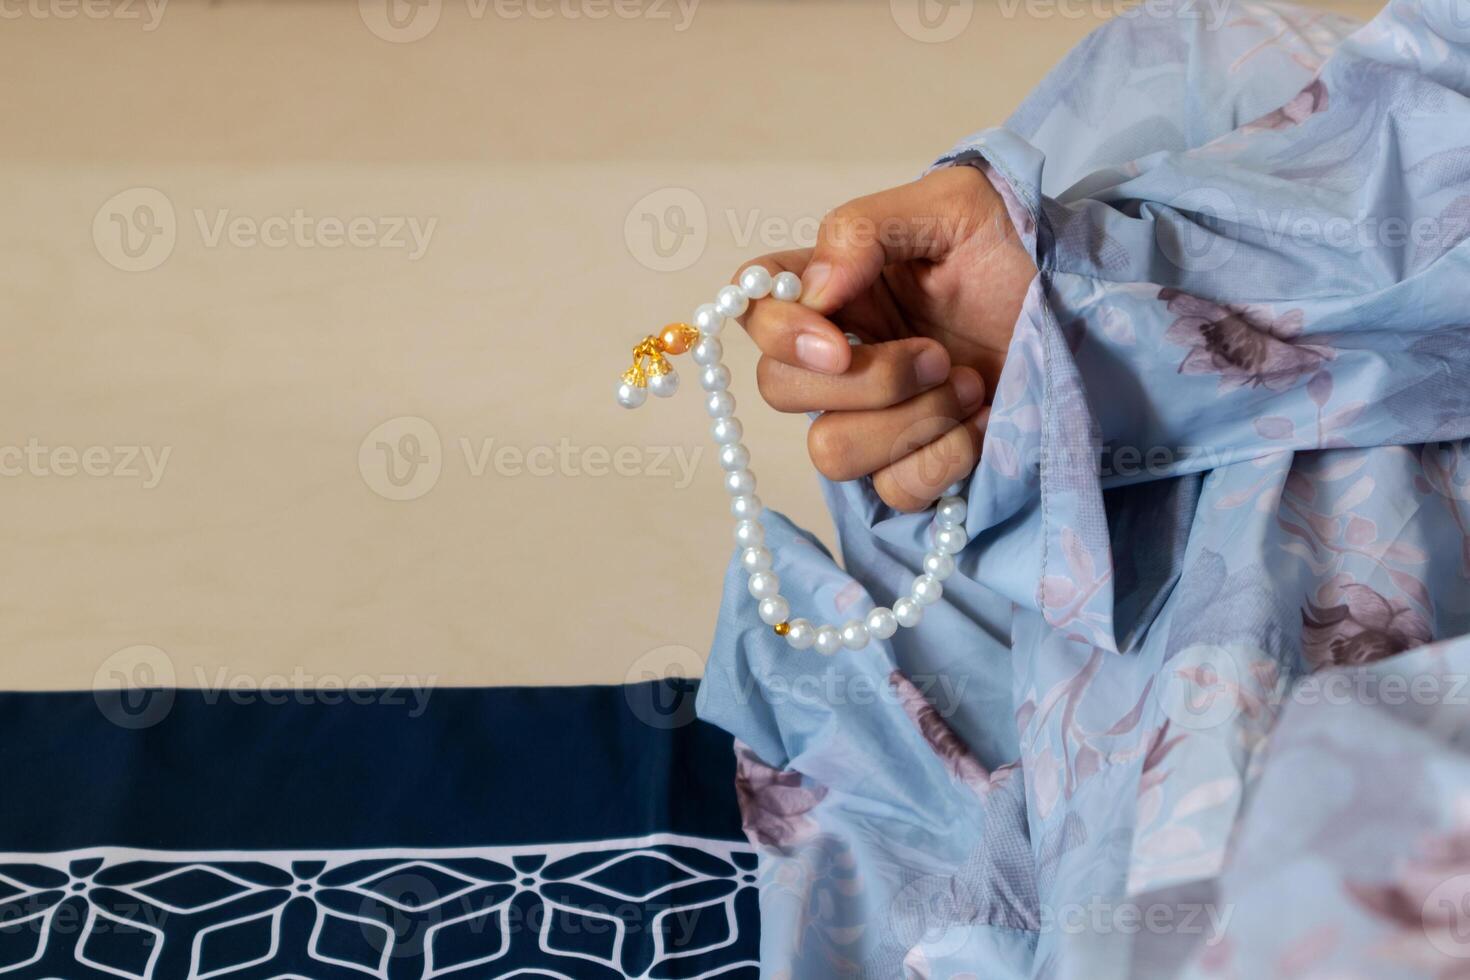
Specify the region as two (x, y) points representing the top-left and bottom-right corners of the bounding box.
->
(914, 346), (949, 387)
(795, 333), (844, 373)
(952, 369), (984, 410)
(800, 263), (831, 306)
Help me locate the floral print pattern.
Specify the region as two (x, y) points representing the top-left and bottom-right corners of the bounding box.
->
(733, 740), (828, 851)
(1348, 815), (1470, 978)
(1242, 78), (1330, 133)
(1160, 289), (1333, 392)
(1302, 580), (1434, 668)
(889, 669), (1006, 795)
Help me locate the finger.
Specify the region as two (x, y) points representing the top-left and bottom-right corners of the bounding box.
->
(801, 166), (989, 315)
(741, 289), (852, 374)
(734, 251), (851, 375)
(756, 337), (951, 413)
(806, 368), (986, 482)
(872, 407), (990, 513)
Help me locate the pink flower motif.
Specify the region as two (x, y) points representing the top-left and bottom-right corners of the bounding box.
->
(1348, 818), (1470, 978)
(1241, 79), (1330, 133)
(733, 741), (828, 851)
(1301, 582), (1432, 669)
(888, 670), (1013, 797)
(1160, 289), (1333, 392)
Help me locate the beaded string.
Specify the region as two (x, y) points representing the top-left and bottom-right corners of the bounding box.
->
(618, 266), (967, 654)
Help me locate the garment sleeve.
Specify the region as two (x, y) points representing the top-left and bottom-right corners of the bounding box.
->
(945, 0), (1470, 490)
(867, 0), (1470, 652)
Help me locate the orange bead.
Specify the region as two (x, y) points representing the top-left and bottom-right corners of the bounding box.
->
(659, 323), (695, 355)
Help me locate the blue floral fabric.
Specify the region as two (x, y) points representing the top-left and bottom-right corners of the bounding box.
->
(697, 1), (1470, 976)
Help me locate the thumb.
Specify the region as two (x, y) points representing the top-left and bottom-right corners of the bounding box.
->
(799, 167), (983, 315)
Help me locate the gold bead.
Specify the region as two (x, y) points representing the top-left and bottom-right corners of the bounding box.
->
(658, 323), (697, 355)
(773, 621), (790, 636)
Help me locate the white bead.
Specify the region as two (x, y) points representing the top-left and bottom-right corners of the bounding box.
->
(893, 597), (923, 628)
(705, 391), (735, 418)
(733, 520), (764, 548)
(738, 265), (773, 300)
(693, 337), (723, 366)
(718, 444), (750, 471)
(730, 494), (762, 519)
(814, 625), (842, 656)
(724, 469), (756, 496)
(711, 417), (743, 445)
(932, 525), (968, 556)
(740, 546), (773, 573)
(715, 285), (749, 318)
(865, 607), (898, 640)
(936, 496), (967, 527)
(616, 381), (646, 409)
(748, 571), (780, 600)
(647, 367), (679, 398)
(840, 619), (870, 650)
(700, 365), (732, 392)
(923, 552), (956, 580)
(912, 574), (943, 605)
(785, 618), (815, 650)
(758, 595), (790, 626)
(771, 271), (802, 302)
(694, 303), (724, 336)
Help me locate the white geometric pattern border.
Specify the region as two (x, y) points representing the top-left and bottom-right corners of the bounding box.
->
(0, 834), (759, 979)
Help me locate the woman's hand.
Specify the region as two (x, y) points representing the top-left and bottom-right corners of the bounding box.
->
(735, 165), (1035, 512)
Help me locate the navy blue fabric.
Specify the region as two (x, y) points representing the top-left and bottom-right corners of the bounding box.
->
(0, 680), (757, 978)
(0, 680), (740, 851)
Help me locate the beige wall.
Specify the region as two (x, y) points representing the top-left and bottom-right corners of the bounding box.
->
(1, 0), (1375, 691)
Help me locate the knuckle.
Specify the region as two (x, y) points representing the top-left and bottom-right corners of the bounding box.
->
(889, 416), (946, 462)
(820, 203), (865, 246)
(919, 439), (963, 484)
(869, 354), (911, 401)
(873, 470), (926, 513)
(935, 386), (967, 425)
(740, 293), (788, 334)
(755, 358), (788, 409)
(806, 421), (852, 480)
(922, 431), (978, 486)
